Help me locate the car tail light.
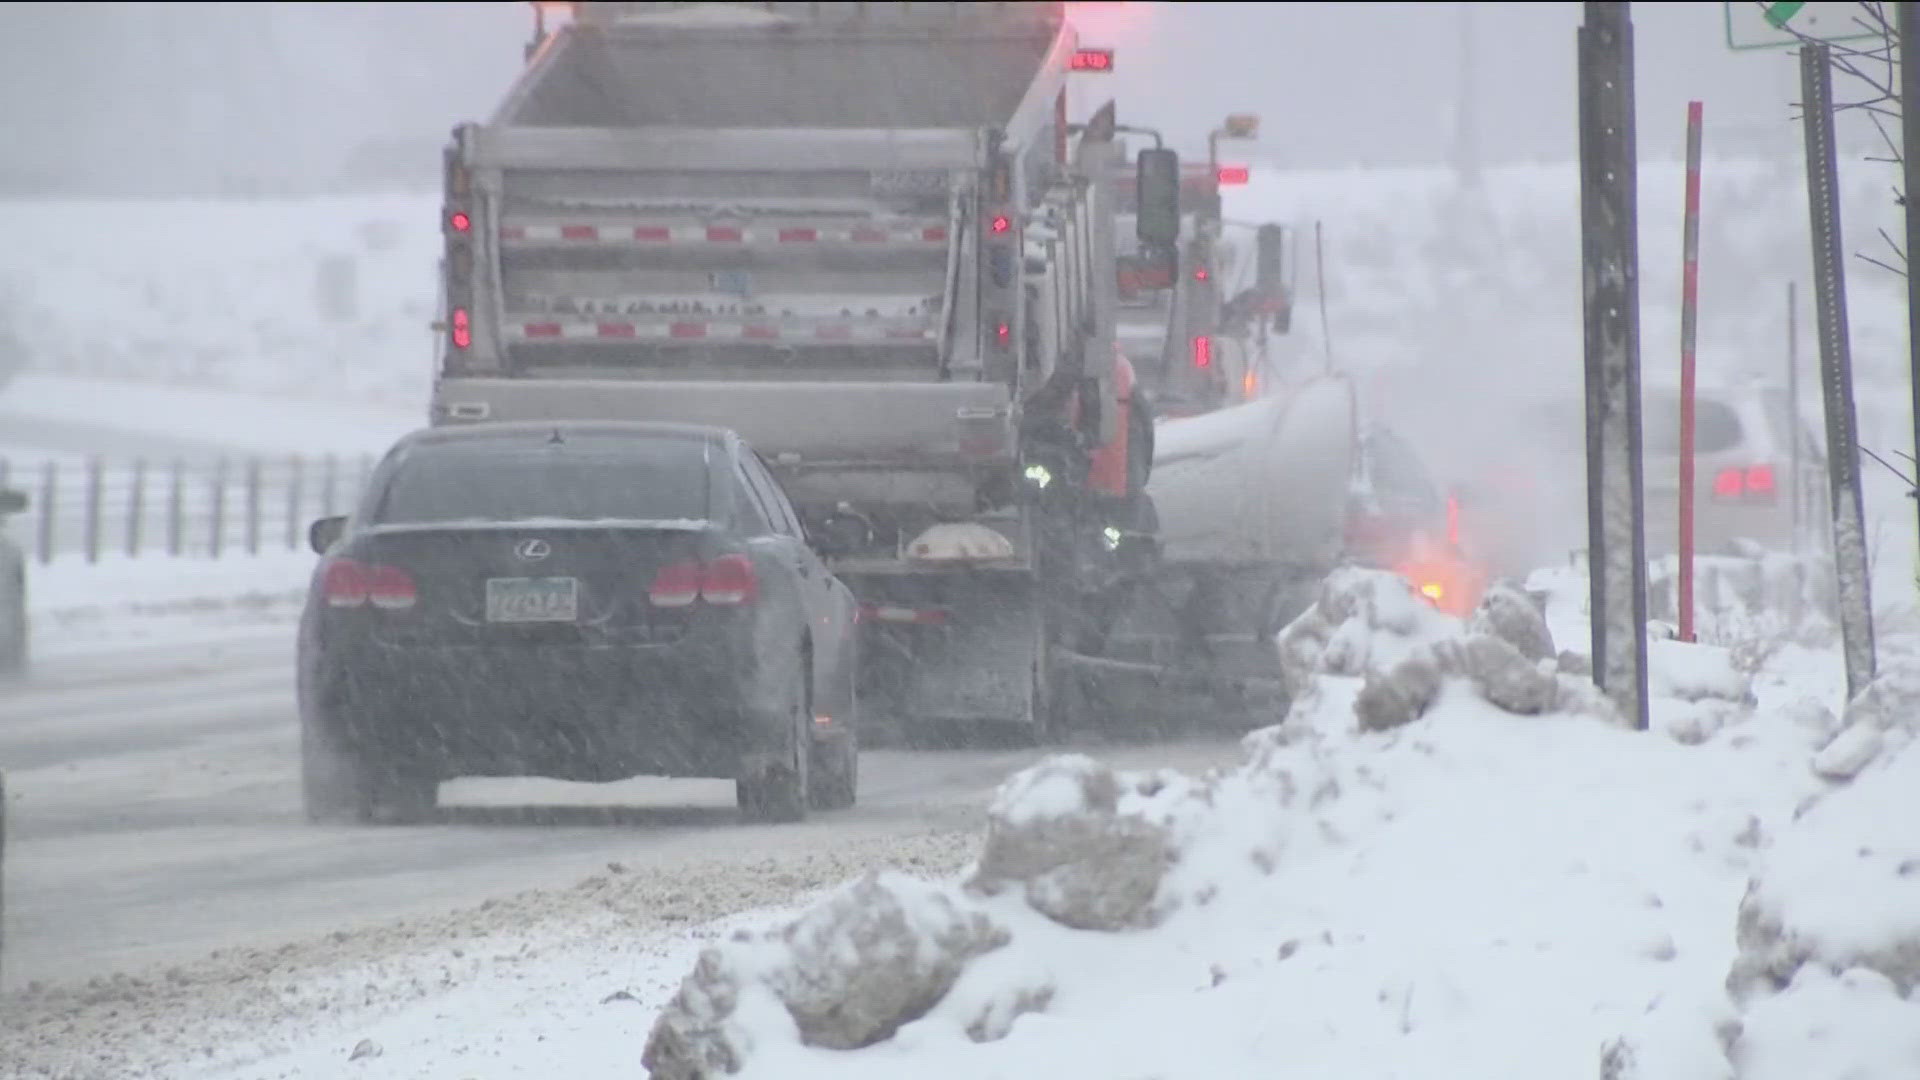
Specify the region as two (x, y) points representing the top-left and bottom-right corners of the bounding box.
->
(649, 556), (759, 608)
(700, 554), (759, 606)
(649, 560), (702, 608)
(323, 558), (415, 610)
(1712, 464), (1778, 503)
(323, 559), (369, 608)
(366, 564), (417, 610)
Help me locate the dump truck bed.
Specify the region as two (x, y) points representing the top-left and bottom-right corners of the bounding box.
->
(500, 8), (1059, 131)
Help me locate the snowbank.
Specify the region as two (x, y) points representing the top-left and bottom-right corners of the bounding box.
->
(26, 548), (316, 618)
(639, 570), (1846, 1080)
(0, 372), (420, 457)
(1711, 661), (1920, 1078)
(18, 548), (317, 658)
(0, 194), (440, 412)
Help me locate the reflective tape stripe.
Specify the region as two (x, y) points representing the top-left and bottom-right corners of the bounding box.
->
(506, 321), (936, 343)
(498, 222), (947, 245)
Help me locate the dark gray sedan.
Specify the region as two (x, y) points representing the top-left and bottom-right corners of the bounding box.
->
(297, 421), (859, 825)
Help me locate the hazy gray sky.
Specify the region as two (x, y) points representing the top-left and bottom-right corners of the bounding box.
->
(0, 2), (1872, 196)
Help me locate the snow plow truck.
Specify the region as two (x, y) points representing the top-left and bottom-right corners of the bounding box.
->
(427, 0), (1359, 742)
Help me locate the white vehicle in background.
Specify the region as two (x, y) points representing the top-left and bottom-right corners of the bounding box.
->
(1452, 379), (1831, 583)
(0, 487), (25, 677)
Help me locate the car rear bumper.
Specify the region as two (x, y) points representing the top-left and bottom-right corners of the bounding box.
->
(308, 636), (786, 782)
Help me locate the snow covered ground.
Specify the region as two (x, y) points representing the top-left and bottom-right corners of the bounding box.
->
(7, 566), (1913, 1078)
(3, 158), (1917, 1078)
(21, 547), (315, 660)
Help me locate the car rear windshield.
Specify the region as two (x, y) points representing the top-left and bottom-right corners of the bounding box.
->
(1525, 393), (1744, 456)
(372, 435), (712, 526)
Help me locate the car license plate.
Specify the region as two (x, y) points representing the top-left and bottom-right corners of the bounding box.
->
(485, 577), (579, 623)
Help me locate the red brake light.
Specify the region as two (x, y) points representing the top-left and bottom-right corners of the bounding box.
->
(1194, 267), (1210, 282)
(995, 321), (1012, 349)
(1192, 335), (1213, 368)
(366, 564), (417, 610)
(700, 555), (759, 606)
(649, 560), (702, 608)
(1216, 166), (1251, 186)
(323, 558), (369, 608)
(323, 559), (414, 610)
(1712, 465), (1778, 502)
(649, 556), (760, 607)
(449, 210), (472, 233)
(989, 215), (1013, 235)
(451, 307), (472, 350)
(1069, 48), (1115, 72)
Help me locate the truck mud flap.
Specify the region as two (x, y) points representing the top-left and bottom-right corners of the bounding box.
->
(1051, 560), (1321, 736)
(844, 569), (1043, 749)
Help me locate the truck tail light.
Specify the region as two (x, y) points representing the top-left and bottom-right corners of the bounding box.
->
(1192, 335), (1213, 368)
(451, 307), (471, 349)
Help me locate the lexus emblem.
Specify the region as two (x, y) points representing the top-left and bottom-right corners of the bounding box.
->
(514, 538), (552, 562)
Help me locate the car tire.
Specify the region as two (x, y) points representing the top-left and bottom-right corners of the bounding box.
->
(300, 722), (360, 824)
(739, 667), (810, 824)
(808, 730), (857, 810)
(355, 762), (438, 826)
(302, 711), (436, 826)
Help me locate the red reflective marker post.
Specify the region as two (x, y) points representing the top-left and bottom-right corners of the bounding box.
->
(1679, 100), (1704, 643)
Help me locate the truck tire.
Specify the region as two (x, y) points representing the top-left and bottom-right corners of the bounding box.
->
(739, 667), (810, 823)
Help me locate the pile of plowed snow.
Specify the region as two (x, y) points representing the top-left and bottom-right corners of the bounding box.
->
(639, 569), (1911, 1079)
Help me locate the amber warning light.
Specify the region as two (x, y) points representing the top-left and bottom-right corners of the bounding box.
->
(1070, 48), (1115, 72)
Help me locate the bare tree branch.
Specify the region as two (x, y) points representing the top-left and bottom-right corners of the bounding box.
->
(1765, 2), (1910, 278)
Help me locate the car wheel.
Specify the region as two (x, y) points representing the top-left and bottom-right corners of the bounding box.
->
(808, 730), (857, 810)
(302, 708), (436, 826)
(739, 667), (810, 824)
(355, 762), (438, 826)
(300, 723), (359, 824)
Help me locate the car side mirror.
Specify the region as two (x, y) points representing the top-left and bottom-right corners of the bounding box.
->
(0, 489), (26, 515)
(308, 516), (347, 555)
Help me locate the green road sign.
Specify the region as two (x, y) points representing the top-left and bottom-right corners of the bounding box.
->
(1724, 0), (1880, 50)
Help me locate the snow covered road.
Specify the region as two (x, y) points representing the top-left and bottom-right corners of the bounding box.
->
(0, 620), (1243, 993)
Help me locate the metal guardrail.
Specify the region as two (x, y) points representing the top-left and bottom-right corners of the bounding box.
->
(0, 454), (375, 563)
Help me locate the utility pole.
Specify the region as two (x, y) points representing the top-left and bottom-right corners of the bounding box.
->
(1452, 1), (1482, 189)
(1577, 1), (1651, 730)
(1899, 3), (1920, 549)
(1801, 42), (1877, 697)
